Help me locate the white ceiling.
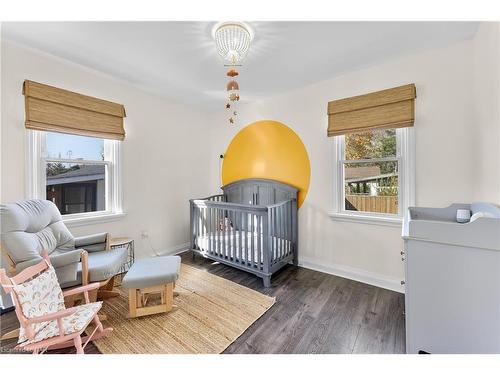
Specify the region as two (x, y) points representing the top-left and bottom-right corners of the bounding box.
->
(2, 22), (479, 110)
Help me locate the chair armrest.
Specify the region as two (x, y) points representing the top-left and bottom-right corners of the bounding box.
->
(28, 306), (79, 324)
(48, 249), (82, 268)
(75, 233), (109, 252)
(63, 282), (100, 297)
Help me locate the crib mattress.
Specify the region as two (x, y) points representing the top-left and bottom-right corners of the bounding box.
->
(195, 230), (291, 264)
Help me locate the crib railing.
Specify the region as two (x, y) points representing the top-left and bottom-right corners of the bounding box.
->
(190, 197), (269, 270)
(190, 196), (297, 275)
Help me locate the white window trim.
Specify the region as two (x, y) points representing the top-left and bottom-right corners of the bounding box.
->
(26, 130), (125, 227)
(329, 127), (415, 227)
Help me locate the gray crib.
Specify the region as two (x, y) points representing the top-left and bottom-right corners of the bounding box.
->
(189, 178), (298, 287)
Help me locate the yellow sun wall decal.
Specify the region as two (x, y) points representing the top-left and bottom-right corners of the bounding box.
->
(222, 120), (311, 207)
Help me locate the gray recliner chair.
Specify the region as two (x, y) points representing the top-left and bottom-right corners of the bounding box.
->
(0, 199), (127, 291)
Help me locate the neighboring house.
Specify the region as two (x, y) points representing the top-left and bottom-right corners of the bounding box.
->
(344, 165), (397, 196)
(46, 164), (105, 214)
(344, 165), (399, 213)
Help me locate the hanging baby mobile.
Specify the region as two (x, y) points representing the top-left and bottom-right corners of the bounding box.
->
(213, 22), (254, 125)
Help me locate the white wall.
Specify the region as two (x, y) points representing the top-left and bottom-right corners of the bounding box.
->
(472, 23), (500, 203)
(1, 40), (213, 260)
(207, 24), (500, 291)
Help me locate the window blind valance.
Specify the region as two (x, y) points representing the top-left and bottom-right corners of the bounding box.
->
(327, 84), (416, 137)
(23, 80), (126, 140)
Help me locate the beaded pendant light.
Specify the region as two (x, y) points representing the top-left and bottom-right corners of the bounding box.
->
(214, 22), (253, 66)
(213, 22), (253, 125)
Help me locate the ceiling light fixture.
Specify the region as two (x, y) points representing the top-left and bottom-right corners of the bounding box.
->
(213, 22), (253, 66)
(213, 22), (253, 126)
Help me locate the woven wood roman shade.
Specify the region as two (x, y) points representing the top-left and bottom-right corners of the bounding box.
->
(327, 84), (416, 137)
(23, 80), (126, 140)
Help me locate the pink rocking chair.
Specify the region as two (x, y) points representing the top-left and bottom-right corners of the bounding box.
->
(0, 250), (112, 354)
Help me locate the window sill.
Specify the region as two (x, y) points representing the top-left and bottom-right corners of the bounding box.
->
(63, 212), (126, 228)
(328, 211), (403, 227)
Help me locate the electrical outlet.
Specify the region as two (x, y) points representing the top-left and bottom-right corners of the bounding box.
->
(141, 230), (149, 239)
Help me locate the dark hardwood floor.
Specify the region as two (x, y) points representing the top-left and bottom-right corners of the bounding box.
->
(0, 251), (406, 354)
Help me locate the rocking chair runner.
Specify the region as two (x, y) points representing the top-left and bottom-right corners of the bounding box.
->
(0, 250), (112, 354)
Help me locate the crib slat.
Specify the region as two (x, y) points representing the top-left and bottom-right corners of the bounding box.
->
(276, 205), (280, 261)
(284, 204), (288, 258)
(213, 207), (217, 255)
(231, 211), (236, 261)
(223, 210), (227, 259)
(196, 205), (200, 250)
(269, 207), (273, 264)
(221, 208), (224, 258)
(242, 211), (247, 264)
(250, 214), (255, 267)
(207, 206), (211, 254)
(199, 207), (203, 250)
(276, 206), (280, 262)
(224, 209), (227, 259)
(285, 203), (289, 257)
(228, 210), (232, 259)
(240, 211), (244, 264)
(202, 207), (206, 249)
(192, 205), (196, 249)
(288, 201), (292, 256)
(213, 207), (217, 256)
(200, 206), (203, 251)
(276, 206), (283, 260)
(287, 202), (290, 256)
(271, 207), (276, 264)
(257, 215), (262, 269)
(283, 202), (288, 257)
(281, 204), (285, 260)
(238, 210), (242, 263)
(282, 204), (286, 259)
(222, 209), (225, 259)
(234, 210), (238, 262)
(273, 206), (277, 261)
(217, 208), (221, 257)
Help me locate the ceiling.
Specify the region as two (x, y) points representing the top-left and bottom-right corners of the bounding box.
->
(2, 22), (479, 110)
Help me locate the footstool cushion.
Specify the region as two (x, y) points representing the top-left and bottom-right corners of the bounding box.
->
(122, 255), (181, 289)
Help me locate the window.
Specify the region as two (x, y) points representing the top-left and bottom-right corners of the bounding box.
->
(331, 127), (414, 226)
(27, 130), (123, 224)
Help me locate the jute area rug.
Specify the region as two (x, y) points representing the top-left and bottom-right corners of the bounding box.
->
(93, 264), (275, 354)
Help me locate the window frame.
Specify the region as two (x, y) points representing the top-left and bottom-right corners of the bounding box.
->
(26, 130), (125, 227)
(329, 127), (415, 227)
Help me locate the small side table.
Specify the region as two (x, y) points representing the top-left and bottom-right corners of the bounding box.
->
(110, 237), (135, 284)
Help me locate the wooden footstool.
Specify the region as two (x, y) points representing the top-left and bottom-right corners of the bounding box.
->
(122, 256), (181, 318)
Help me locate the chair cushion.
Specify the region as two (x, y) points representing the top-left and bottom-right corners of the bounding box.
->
(122, 256), (181, 289)
(19, 302), (102, 346)
(0, 200), (74, 263)
(15, 249), (83, 286)
(12, 264), (65, 344)
(77, 247), (128, 283)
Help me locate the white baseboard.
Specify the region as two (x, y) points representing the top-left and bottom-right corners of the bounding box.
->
(155, 242), (191, 257)
(299, 257), (404, 293)
(159, 246), (404, 293)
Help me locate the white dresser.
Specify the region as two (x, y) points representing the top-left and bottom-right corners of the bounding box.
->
(402, 203), (500, 353)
